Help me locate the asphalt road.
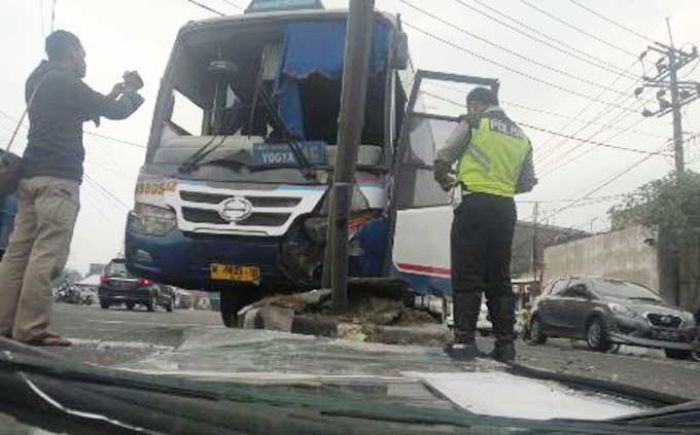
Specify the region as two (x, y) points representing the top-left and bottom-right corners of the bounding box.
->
(42, 302), (700, 400)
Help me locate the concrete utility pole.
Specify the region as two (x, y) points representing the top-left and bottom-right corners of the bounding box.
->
(531, 202), (539, 286)
(639, 19), (698, 175)
(327, 0), (375, 312)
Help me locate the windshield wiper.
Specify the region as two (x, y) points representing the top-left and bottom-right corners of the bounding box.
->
(178, 135), (229, 174)
(254, 86), (317, 181)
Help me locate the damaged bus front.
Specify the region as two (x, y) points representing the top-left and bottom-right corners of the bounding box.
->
(125, 9), (411, 325)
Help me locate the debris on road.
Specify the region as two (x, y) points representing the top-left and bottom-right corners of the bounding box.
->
(239, 281), (444, 344)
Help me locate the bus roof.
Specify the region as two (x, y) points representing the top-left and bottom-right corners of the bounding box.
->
(177, 8), (399, 39)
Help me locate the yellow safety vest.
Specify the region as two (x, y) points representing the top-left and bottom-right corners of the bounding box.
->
(457, 108), (531, 197)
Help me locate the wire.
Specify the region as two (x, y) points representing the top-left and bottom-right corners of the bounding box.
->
(519, 0), (639, 58)
(403, 21), (639, 113)
(419, 90), (661, 158)
(83, 173), (130, 211)
(543, 150), (659, 222)
(50, 0), (57, 32)
(217, 0), (243, 10)
(39, 0), (45, 40)
(456, 0), (639, 80)
(538, 116), (654, 177)
(517, 121), (669, 157)
(0, 107), (146, 149)
(423, 81), (668, 140)
(185, 0), (225, 16)
(567, 0), (657, 43)
(399, 0), (631, 97)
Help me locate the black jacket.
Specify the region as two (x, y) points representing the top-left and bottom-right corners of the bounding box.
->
(22, 61), (144, 182)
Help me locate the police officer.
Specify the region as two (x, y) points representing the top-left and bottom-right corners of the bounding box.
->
(434, 87), (536, 362)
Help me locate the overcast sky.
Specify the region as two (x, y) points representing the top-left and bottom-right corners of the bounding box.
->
(0, 0), (698, 275)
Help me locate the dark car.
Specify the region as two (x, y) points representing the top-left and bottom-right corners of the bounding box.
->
(530, 277), (697, 360)
(99, 259), (175, 312)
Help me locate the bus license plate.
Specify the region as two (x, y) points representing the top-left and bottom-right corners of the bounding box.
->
(210, 264), (260, 283)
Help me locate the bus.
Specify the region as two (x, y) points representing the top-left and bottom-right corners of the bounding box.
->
(125, 2), (500, 326)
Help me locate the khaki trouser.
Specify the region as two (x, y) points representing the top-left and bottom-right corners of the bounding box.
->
(0, 176), (79, 342)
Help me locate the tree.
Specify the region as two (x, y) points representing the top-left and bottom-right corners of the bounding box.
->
(609, 171), (700, 309)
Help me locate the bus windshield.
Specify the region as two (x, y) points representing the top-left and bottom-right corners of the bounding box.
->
(149, 17), (392, 183)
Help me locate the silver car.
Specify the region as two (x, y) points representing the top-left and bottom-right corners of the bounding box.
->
(530, 277), (697, 359)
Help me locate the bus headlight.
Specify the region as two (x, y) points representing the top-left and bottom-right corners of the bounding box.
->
(130, 203), (177, 236)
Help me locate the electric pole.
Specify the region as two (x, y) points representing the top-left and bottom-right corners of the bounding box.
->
(531, 202), (539, 287)
(328, 0), (375, 312)
(637, 19), (699, 175)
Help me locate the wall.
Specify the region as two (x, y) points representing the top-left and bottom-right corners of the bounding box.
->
(543, 226), (661, 292)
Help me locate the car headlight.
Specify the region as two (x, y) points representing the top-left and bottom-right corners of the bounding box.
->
(130, 203), (177, 236)
(609, 303), (638, 319)
(680, 311), (696, 327)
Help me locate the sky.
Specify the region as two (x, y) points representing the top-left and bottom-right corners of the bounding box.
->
(0, 0), (698, 275)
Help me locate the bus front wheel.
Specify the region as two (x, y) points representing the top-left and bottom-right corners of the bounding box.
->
(219, 291), (251, 328)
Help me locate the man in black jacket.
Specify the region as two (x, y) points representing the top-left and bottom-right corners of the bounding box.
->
(0, 30), (144, 346)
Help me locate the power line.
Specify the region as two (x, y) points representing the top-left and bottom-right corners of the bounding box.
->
(50, 0), (57, 32)
(543, 151), (658, 222)
(0, 107), (146, 149)
(457, 0), (639, 80)
(217, 0), (243, 10)
(534, 80), (646, 168)
(185, 0), (225, 16)
(534, 59), (640, 150)
(399, 0), (631, 97)
(420, 90), (661, 158)
(567, 0), (656, 43)
(83, 173), (130, 211)
(519, 0), (640, 58)
(538, 116), (655, 177)
(423, 81), (668, 140)
(517, 121), (669, 157)
(403, 21), (639, 113)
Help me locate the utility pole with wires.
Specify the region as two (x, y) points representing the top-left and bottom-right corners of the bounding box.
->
(637, 19), (699, 175)
(531, 202), (540, 288)
(327, 0), (375, 312)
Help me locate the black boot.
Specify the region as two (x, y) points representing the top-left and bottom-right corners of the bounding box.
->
(446, 293), (482, 360)
(489, 296), (516, 363)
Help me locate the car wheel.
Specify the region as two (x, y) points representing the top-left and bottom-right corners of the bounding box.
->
(99, 299), (110, 310)
(219, 291), (253, 328)
(691, 349), (700, 363)
(126, 302), (135, 311)
(146, 295), (156, 312)
(165, 297), (174, 313)
(665, 348), (692, 360)
(586, 318), (612, 352)
(529, 317), (548, 345)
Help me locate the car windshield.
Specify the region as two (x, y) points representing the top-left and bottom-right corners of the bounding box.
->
(592, 279), (662, 301)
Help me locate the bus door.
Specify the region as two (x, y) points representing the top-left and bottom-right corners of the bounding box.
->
(387, 70), (500, 297)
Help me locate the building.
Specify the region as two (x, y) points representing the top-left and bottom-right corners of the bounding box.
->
(89, 263), (107, 276)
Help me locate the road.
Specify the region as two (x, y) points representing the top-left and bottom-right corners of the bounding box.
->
(44, 302), (700, 400)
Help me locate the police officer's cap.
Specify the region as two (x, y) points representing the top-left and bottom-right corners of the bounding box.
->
(467, 87), (496, 106)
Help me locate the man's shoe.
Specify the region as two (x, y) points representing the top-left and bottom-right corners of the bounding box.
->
(489, 341), (516, 363)
(24, 334), (72, 347)
(445, 342), (480, 360)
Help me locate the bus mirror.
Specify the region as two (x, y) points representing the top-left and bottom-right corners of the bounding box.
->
(393, 32), (409, 70)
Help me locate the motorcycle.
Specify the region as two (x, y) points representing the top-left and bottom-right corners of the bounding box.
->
(54, 281), (93, 305)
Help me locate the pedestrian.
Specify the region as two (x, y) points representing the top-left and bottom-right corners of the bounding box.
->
(435, 87), (537, 362)
(0, 30), (144, 346)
